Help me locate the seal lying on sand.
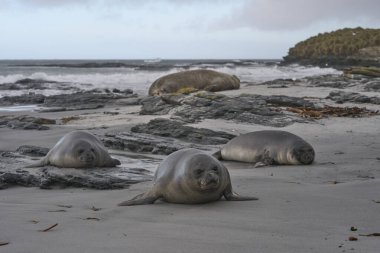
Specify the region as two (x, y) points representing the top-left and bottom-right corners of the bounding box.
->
(148, 69), (240, 96)
(27, 130), (120, 168)
(215, 130), (315, 166)
(118, 148), (258, 206)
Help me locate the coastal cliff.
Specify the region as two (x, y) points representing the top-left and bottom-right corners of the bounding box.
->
(283, 27), (380, 67)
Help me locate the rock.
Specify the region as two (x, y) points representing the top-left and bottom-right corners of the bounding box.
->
(103, 131), (215, 155)
(131, 118), (235, 145)
(305, 75), (353, 89)
(0, 79), (82, 93)
(43, 90), (137, 108)
(253, 78), (301, 88)
(0, 115), (55, 130)
(140, 91), (312, 127)
(140, 95), (184, 115)
(112, 88), (133, 94)
(114, 97), (142, 106)
(148, 69), (240, 95)
(0, 89), (139, 110)
(0, 94), (46, 106)
(16, 145), (49, 157)
(344, 67), (380, 78)
(327, 91), (380, 105)
(364, 80), (380, 91)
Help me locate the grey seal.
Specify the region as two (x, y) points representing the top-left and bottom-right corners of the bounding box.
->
(215, 130), (315, 166)
(118, 148), (258, 206)
(27, 130), (120, 168)
(148, 69), (240, 96)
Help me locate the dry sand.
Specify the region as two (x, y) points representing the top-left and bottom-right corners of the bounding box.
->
(1, 82), (380, 253)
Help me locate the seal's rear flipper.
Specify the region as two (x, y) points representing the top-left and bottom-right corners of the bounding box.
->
(118, 192), (160, 206)
(223, 183), (258, 201)
(212, 150), (222, 160)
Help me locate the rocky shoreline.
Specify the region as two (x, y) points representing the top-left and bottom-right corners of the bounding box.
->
(1, 73), (379, 189)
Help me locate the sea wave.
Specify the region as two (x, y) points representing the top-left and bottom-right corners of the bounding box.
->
(0, 64), (341, 96)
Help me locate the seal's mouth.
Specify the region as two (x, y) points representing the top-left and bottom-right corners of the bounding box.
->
(79, 153), (96, 167)
(199, 173), (220, 190)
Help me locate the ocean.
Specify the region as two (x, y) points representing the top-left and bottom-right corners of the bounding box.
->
(0, 59), (341, 98)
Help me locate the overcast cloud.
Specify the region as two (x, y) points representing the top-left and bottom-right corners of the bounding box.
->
(225, 0), (380, 30)
(1, 0), (379, 59)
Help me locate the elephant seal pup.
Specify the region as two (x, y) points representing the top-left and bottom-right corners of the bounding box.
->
(118, 148), (258, 206)
(148, 69), (240, 96)
(27, 130), (120, 168)
(216, 130), (315, 166)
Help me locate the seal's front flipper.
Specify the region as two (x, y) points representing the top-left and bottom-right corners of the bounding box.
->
(25, 158), (48, 168)
(253, 162), (267, 168)
(112, 158), (121, 166)
(118, 192), (160, 206)
(224, 192), (259, 201)
(223, 183), (258, 201)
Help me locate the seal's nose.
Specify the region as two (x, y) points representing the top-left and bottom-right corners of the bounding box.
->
(80, 152), (94, 163)
(206, 172), (219, 184)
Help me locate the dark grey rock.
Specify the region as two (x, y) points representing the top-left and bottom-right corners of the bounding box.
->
(252, 78), (301, 87)
(0, 115), (55, 130)
(140, 94), (184, 115)
(364, 80), (380, 91)
(43, 90), (137, 108)
(131, 118), (235, 145)
(114, 97), (142, 106)
(305, 75), (353, 89)
(16, 145), (49, 157)
(103, 131), (215, 155)
(0, 94), (46, 106)
(327, 91), (380, 105)
(0, 89), (139, 111)
(140, 92), (312, 127)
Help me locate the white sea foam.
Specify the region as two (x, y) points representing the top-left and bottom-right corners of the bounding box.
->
(0, 63), (341, 97)
(0, 105), (40, 112)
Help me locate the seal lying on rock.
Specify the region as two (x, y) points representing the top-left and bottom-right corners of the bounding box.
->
(148, 69), (240, 96)
(118, 148), (257, 206)
(215, 130), (315, 166)
(27, 130), (120, 168)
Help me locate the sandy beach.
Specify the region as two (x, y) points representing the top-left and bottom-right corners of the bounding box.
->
(1, 77), (380, 253)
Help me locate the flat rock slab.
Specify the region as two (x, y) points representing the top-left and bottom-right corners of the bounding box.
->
(0, 88), (138, 112)
(0, 148), (158, 190)
(131, 118), (236, 145)
(103, 131), (217, 155)
(140, 92), (312, 127)
(255, 75), (380, 92)
(0, 115), (56, 130)
(327, 90), (380, 105)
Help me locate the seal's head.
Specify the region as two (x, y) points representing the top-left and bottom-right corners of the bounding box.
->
(290, 142), (315, 165)
(185, 154), (223, 192)
(71, 140), (98, 167)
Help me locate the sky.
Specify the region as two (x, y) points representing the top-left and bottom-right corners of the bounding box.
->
(1, 0), (379, 59)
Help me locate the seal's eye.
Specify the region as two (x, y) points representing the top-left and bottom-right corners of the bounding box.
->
(195, 169), (203, 176)
(78, 149), (84, 154)
(211, 166), (219, 173)
(90, 148), (95, 153)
